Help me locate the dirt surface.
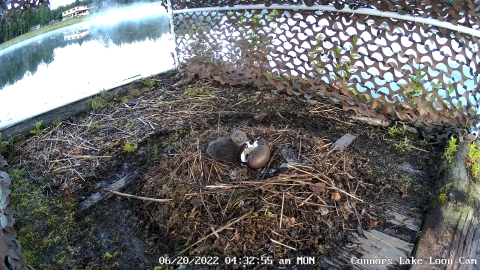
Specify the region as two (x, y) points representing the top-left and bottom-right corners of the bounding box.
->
(3, 71), (446, 269)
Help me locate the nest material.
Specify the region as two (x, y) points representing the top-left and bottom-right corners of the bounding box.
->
(7, 75), (442, 266)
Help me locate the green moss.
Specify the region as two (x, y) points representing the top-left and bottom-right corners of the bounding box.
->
(154, 266), (170, 270)
(141, 78), (155, 88)
(394, 137), (413, 152)
(9, 167), (79, 269)
(0, 133), (8, 155)
(466, 141), (480, 178)
(438, 183), (452, 203)
(85, 91), (120, 112)
(162, 128), (186, 148)
(387, 124), (407, 137)
(185, 87), (212, 97)
(123, 141), (137, 153)
(444, 137), (457, 163)
(102, 251), (119, 260)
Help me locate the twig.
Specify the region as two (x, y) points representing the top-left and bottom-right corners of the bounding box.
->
(104, 189), (172, 202)
(279, 192), (285, 229)
(71, 169), (85, 181)
(298, 193), (313, 207)
(175, 211), (252, 257)
(136, 118), (156, 130)
(270, 238), (297, 250)
(52, 155), (113, 162)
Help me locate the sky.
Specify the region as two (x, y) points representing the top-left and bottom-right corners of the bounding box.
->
(49, 0), (77, 10)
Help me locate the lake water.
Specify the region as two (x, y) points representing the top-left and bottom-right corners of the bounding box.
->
(0, 2), (174, 130)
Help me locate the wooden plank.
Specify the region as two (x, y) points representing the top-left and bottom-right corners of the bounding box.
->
(386, 207), (422, 232)
(413, 143), (480, 270)
(79, 176), (129, 211)
(353, 229), (413, 270)
(331, 133), (357, 151)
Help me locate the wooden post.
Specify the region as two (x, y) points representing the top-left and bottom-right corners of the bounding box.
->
(413, 143), (480, 270)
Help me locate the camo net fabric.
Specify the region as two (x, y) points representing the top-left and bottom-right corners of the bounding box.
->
(0, 157), (27, 270)
(169, 0), (480, 139)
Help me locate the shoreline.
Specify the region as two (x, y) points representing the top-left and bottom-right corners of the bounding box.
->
(0, 69), (174, 139)
(0, 2), (167, 51)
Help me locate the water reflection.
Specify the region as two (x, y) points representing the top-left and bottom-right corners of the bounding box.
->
(0, 3), (173, 130)
(0, 10), (170, 90)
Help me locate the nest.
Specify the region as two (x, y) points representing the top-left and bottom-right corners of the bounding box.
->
(140, 125), (375, 260)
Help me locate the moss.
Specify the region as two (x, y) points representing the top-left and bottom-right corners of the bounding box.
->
(9, 167), (79, 269)
(141, 78), (155, 88)
(444, 137), (457, 163)
(387, 124), (407, 137)
(85, 90), (120, 112)
(185, 87), (212, 97)
(394, 137), (413, 152)
(123, 141), (138, 153)
(438, 183), (452, 203)
(466, 141), (480, 179)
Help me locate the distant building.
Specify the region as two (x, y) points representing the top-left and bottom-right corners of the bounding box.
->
(30, 24), (41, 31)
(62, 6), (89, 20)
(64, 28), (90, 41)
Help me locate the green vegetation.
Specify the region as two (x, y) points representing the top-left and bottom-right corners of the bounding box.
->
(438, 183), (451, 203)
(123, 141), (137, 153)
(394, 137), (413, 152)
(141, 78), (155, 88)
(0, 133), (8, 155)
(185, 87), (212, 97)
(387, 124), (407, 137)
(466, 141), (480, 179)
(29, 121), (43, 136)
(85, 90), (120, 112)
(9, 167), (78, 268)
(0, 0), (93, 48)
(102, 251), (119, 260)
(443, 137), (457, 163)
(0, 16), (90, 50)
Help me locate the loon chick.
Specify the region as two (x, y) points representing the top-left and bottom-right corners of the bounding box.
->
(206, 130), (248, 164)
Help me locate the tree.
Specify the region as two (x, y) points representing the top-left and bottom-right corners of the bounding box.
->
(0, 0), (50, 23)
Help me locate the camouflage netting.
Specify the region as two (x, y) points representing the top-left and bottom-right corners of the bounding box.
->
(167, 0), (480, 140)
(0, 157), (27, 270)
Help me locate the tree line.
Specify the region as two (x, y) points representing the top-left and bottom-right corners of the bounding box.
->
(0, 0), (95, 44)
(0, 0), (158, 45)
(0, 12), (169, 89)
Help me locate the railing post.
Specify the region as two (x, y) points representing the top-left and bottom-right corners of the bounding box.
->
(166, 0), (178, 68)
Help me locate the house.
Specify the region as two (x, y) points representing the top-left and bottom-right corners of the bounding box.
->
(62, 5), (89, 20)
(30, 24), (41, 31)
(64, 28), (90, 41)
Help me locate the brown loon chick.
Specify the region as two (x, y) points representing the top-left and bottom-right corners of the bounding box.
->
(206, 130), (248, 164)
